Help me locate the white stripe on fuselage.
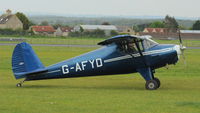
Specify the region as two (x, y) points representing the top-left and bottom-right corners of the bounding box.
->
(104, 47), (173, 63)
(47, 70), (61, 74)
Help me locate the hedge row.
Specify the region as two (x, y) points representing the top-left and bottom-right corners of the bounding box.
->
(0, 29), (32, 35)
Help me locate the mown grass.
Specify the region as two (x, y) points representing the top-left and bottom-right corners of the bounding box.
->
(0, 45), (200, 113)
(1, 36), (200, 47)
(0, 36), (104, 45)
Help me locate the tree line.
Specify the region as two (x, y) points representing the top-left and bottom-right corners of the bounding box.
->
(1, 12), (200, 36)
(133, 15), (200, 32)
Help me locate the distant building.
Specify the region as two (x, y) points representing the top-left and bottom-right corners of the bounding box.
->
(180, 30), (200, 34)
(54, 27), (72, 37)
(31, 26), (55, 36)
(143, 28), (168, 33)
(179, 30), (200, 39)
(140, 28), (169, 39)
(116, 26), (135, 35)
(74, 25), (118, 36)
(140, 28), (200, 40)
(0, 9), (23, 30)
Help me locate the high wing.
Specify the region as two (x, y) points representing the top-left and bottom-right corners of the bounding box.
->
(98, 35), (143, 45)
(98, 35), (160, 70)
(98, 35), (149, 55)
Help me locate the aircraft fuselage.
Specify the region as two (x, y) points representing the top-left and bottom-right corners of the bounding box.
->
(26, 43), (179, 81)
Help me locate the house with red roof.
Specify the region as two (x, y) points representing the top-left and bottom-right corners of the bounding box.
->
(31, 26), (55, 36)
(141, 28), (200, 39)
(140, 28), (170, 39)
(143, 28), (168, 33)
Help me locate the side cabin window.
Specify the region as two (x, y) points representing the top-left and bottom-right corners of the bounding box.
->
(118, 39), (144, 54)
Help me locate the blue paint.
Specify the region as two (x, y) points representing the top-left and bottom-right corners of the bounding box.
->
(12, 42), (45, 79)
(11, 35), (180, 83)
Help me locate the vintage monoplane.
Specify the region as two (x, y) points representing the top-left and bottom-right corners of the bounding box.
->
(12, 34), (186, 90)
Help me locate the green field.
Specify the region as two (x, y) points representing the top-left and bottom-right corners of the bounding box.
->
(0, 43), (200, 113)
(0, 36), (103, 45)
(1, 36), (200, 47)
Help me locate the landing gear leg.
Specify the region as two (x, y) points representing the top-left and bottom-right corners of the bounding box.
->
(16, 79), (26, 87)
(137, 68), (160, 90)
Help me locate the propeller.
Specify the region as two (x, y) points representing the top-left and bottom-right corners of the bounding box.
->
(178, 29), (187, 65)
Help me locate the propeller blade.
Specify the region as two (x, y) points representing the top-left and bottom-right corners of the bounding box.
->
(181, 51), (187, 66)
(178, 29), (183, 45)
(178, 29), (187, 66)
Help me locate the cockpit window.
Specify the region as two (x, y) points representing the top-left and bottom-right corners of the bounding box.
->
(142, 38), (158, 49)
(127, 41), (137, 53)
(118, 39), (144, 53)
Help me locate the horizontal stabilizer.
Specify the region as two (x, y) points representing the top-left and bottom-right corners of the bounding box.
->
(14, 68), (48, 79)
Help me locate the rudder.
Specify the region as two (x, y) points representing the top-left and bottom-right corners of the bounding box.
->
(12, 42), (45, 79)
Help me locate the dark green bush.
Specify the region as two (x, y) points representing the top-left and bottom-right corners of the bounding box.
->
(69, 29), (106, 38)
(0, 29), (29, 36)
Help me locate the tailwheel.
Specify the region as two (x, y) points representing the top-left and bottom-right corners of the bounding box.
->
(16, 83), (22, 87)
(16, 79), (26, 87)
(145, 79), (159, 90)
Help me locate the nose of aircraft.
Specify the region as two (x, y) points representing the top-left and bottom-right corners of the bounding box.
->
(173, 45), (186, 59)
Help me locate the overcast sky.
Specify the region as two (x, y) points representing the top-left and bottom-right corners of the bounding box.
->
(0, 0), (199, 18)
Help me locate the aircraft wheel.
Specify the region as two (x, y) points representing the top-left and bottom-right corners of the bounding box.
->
(16, 83), (22, 87)
(145, 80), (158, 90)
(154, 77), (160, 88)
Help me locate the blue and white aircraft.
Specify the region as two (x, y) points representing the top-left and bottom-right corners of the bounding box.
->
(12, 35), (186, 90)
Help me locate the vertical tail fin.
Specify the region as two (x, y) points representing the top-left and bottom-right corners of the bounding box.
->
(12, 42), (45, 79)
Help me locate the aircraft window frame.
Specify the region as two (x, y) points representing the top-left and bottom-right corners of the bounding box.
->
(137, 40), (145, 52)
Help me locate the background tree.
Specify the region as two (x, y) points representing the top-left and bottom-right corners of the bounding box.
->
(101, 22), (111, 25)
(178, 25), (187, 30)
(110, 30), (118, 36)
(53, 24), (62, 29)
(192, 20), (200, 30)
(40, 21), (49, 26)
(136, 23), (150, 32)
(80, 26), (84, 32)
(92, 29), (105, 37)
(149, 21), (165, 28)
(15, 12), (31, 30)
(164, 15), (179, 32)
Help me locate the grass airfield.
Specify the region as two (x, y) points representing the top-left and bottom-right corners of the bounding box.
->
(0, 42), (200, 113)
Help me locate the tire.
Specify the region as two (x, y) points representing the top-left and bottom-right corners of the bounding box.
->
(16, 83), (22, 87)
(154, 77), (160, 88)
(145, 80), (158, 90)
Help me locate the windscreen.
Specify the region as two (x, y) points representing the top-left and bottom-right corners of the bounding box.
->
(143, 38), (158, 50)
